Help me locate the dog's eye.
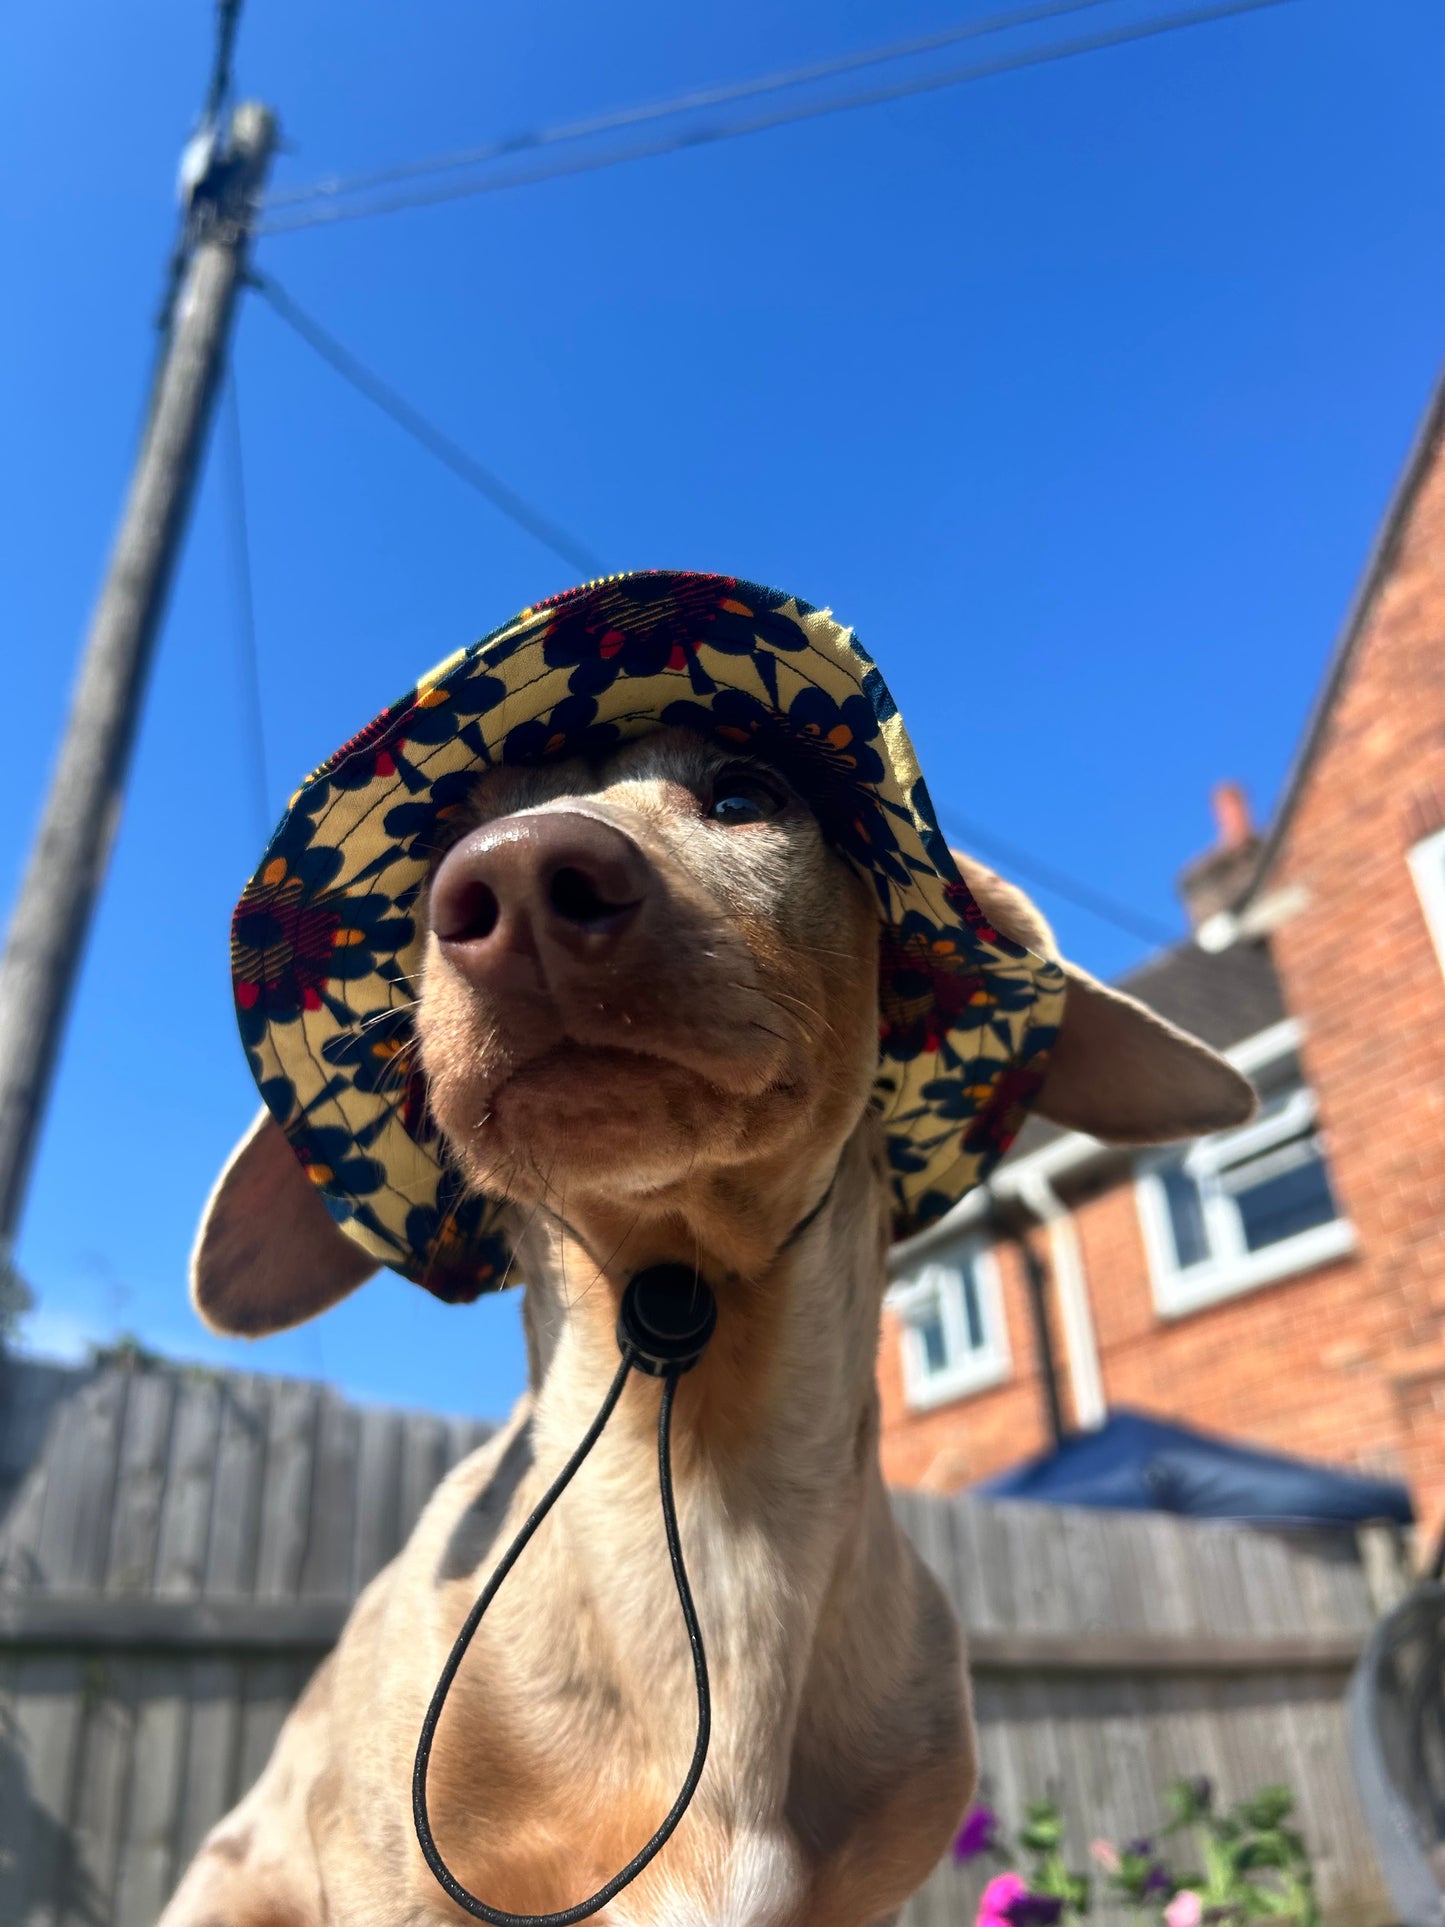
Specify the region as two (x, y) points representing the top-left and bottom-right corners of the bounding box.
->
(707, 770), (786, 826)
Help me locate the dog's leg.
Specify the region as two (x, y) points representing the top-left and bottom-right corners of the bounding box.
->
(156, 1658), (337, 1927)
(156, 1819), (318, 1927)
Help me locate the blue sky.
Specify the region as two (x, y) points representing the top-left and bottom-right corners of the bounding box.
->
(2, 0), (1442, 1419)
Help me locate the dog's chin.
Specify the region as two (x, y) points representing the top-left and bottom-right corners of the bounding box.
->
(438, 1042), (796, 1200)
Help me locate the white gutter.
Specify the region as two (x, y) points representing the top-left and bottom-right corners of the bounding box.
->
(888, 1131), (1107, 1274)
(1015, 1172), (1105, 1431)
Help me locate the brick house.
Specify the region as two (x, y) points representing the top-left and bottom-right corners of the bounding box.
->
(879, 370), (1445, 1530)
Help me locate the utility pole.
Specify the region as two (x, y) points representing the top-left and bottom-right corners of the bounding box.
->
(0, 100), (277, 1283)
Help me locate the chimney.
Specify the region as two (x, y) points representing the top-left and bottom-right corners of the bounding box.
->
(1177, 781), (1262, 931)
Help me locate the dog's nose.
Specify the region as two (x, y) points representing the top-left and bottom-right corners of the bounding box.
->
(430, 810), (650, 975)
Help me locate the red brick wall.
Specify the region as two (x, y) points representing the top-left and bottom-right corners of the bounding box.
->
(879, 1184), (1396, 1497)
(1075, 1183), (1401, 1479)
(879, 391), (1445, 1525)
(1260, 399), (1445, 1532)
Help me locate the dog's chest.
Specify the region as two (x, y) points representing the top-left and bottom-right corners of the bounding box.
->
(607, 1825), (807, 1927)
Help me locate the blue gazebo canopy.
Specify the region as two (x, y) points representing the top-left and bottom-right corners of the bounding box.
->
(977, 1408), (1413, 1527)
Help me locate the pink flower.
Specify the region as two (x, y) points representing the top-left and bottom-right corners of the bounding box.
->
(1166, 1890), (1203, 1927)
(976, 1871), (1065, 1927)
(977, 1872), (1030, 1927)
(1090, 1839), (1121, 1873)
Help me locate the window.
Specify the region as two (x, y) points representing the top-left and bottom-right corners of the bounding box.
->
(890, 1241), (1009, 1410)
(1137, 1024), (1354, 1317)
(1409, 826), (1445, 978)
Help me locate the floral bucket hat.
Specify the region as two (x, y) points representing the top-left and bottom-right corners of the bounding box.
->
(231, 570), (1067, 1302)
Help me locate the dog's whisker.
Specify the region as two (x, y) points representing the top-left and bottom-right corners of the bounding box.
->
(568, 1208), (642, 1312)
(494, 1180), (553, 1295)
(353, 998), (424, 1034)
(749, 982), (826, 1025)
(723, 977), (832, 1038)
(745, 1018), (791, 1049)
(557, 1171), (573, 1311)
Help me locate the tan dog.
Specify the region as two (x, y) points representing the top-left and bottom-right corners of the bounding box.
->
(160, 730), (1252, 1927)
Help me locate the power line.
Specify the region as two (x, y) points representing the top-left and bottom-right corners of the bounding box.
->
(266, 0), (1121, 213)
(251, 273), (606, 580)
(938, 805), (1179, 947)
(221, 369), (271, 845)
(259, 0), (1301, 237)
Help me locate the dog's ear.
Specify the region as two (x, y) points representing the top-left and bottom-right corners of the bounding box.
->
(1034, 964), (1256, 1142)
(953, 852), (1256, 1144)
(191, 1111), (378, 1336)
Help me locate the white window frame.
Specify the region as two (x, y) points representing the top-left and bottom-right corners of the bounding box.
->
(1408, 826), (1445, 978)
(1136, 1026), (1354, 1319)
(889, 1240), (1010, 1411)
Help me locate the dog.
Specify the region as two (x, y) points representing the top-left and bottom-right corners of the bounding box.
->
(158, 716), (1252, 1927)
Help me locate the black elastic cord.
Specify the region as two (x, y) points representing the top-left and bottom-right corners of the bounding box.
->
(413, 1354), (712, 1926)
(776, 1159), (842, 1256)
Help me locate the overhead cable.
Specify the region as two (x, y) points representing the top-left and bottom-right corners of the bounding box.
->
(205, 0), (245, 126)
(259, 0), (1300, 237)
(938, 806), (1179, 947)
(251, 274), (606, 580)
(221, 370), (272, 845)
(265, 0), (1120, 213)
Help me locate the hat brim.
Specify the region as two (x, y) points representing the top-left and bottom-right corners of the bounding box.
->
(231, 571), (1065, 1300)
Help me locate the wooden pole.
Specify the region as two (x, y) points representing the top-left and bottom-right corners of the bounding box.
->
(0, 102), (276, 1262)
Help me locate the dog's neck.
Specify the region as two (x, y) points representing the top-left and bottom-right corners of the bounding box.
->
(499, 1113), (894, 1862)
(512, 1109), (889, 1472)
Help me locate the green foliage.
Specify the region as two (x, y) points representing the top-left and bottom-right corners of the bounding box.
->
(1236, 1787), (1296, 1834)
(998, 1799), (1092, 1920)
(87, 1332), (165, 1371)
(1158, 1779), (1318, 1927)
(965, 1777), (1320, 1927)
(1112, 1845), (1167, 1909)
(1019, 1802), (1065, 1855)
(1163, 1776), (1214, 1829)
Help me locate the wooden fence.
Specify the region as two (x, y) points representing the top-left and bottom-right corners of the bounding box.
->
(892, 1490), (1395, 1927)
(0, 1353), (1396, 1926)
